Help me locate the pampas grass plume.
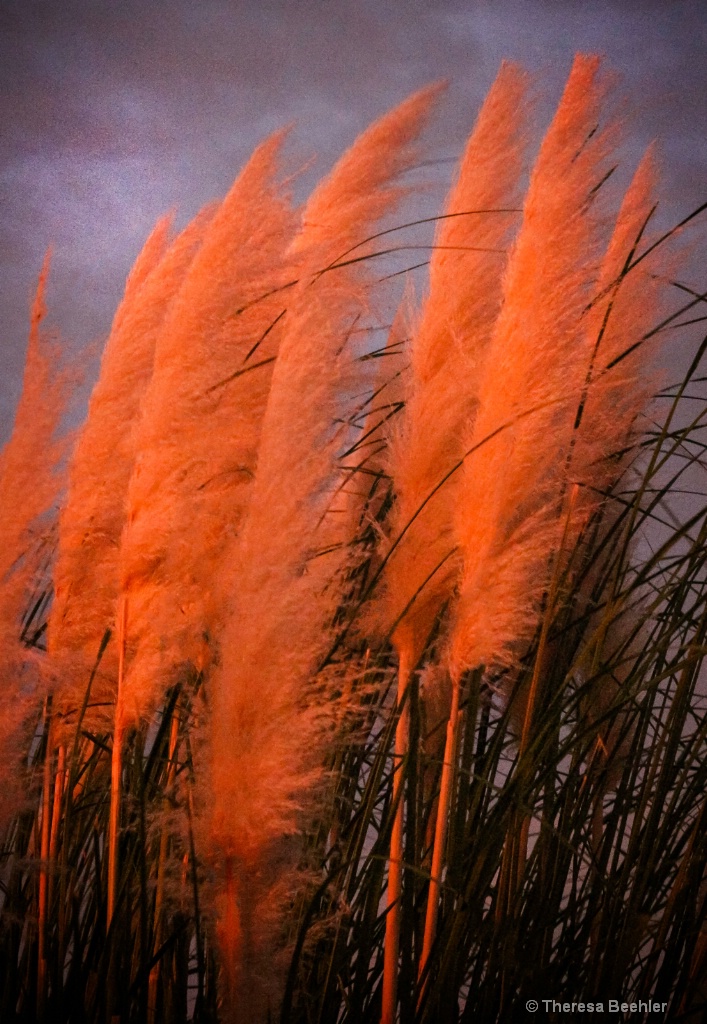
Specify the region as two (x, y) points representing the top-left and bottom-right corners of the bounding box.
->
(383, 61), (530, 666)
(118, 131), (296, 730)
(570, 146), (676, 527)
(49, 209), (214, 730)
(0, 255), (70, 825)
(207, 84), (442, 1020)
(450, 54), (617, 681)
(376, 67), (530, 1013)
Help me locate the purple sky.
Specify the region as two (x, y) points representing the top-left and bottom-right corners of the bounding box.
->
(2, 0), (706, 441)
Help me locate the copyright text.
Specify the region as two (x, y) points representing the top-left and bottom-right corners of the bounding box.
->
(525, 1000), (668, 1014)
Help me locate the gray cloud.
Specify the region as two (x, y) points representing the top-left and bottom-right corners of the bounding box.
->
(1, 0), (705, 436)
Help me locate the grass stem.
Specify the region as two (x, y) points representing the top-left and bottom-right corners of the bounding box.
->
(381, 647), (411, 1024)
(418, 673), (461, 996)
(107, 596), (128, 934)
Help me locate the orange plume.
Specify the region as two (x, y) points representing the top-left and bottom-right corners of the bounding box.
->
(0, 255), (70, 825)
(451, 55), (617, 678)
(570, 145), (679, 531)
(208, 85), (442, 1019)
(118, 131), (296, 730)
(383, 62), (530, 667)
(49, 209), (214, 732)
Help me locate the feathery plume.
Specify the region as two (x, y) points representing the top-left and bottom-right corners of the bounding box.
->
(207, 84), (442, 1021)
(570, 146), (674, 528)
(450, 54), (616, 681)
(0, 255), (70, 827)
(559, 148), (679, 810)
(446, 58), (623, 927)
(118, 131), (296, 730)
(509, 150), (672, 739)
(105, 141), (294, 941)
(48, 210), (213, 732)
(383, 60), (530, 665)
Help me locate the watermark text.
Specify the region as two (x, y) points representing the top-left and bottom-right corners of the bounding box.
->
(525, 999), (668, 1014)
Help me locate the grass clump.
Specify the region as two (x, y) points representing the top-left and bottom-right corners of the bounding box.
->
(1, 53), (705, 1024)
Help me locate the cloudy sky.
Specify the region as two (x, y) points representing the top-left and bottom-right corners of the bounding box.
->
(1, 0), (706, 440)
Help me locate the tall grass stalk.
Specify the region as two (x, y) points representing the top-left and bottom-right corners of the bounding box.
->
(36, 700), (52, 1018)
(146, 705), (180, 1024)
(379, 64), (529, 1020)
(107, 597), (127, 935)
(207, 83), (442, 1020)
(49, 209), (214, 734)
(0, 253), (71, 829)
(118, 133), (296, 730)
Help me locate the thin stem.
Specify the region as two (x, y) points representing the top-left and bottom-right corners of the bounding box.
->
(381, 646), (412, 1024)
(418, 673), (461, 996)
(147, 709), (180, 1024)
(37, 700), (52, 1020)
(47, 743), (65, 912)
(185, 758), (205, 1016)
(107, 596), (128, 934)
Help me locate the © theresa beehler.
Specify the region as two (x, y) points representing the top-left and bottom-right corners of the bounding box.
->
(539, 999), (670, 1014)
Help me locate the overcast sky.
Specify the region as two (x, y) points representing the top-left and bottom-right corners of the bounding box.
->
(1, 0), (706, 440)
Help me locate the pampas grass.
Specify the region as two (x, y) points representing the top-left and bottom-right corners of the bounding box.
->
(449, 54), (617, 683)
(207, 83), (441, 1020)
(1, 55), (705, 1024)
(377, 66), (530, 1006)
(382, 62), (529, 662)
(118, 133), (297, 731)
(0, 255), (71, 829)
(48, 209), (214, 734)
